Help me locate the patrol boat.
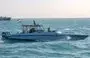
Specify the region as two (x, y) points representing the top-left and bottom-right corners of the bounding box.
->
(1, 20), (88, 42)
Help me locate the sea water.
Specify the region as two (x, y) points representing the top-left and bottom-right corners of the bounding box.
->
(0, 18), (90, 58)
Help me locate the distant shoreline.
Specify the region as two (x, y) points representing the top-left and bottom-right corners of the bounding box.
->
(13, 18), (90, 20)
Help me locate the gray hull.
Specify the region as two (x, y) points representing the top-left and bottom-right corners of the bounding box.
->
(2, 32), (88, 42)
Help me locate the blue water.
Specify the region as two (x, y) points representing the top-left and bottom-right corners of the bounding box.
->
(0, 18), (90, 58)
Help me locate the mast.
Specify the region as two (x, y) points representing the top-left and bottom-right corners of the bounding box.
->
(33, 20), (36, 26)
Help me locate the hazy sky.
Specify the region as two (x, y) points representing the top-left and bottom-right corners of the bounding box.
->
(0, 0), (90, 18)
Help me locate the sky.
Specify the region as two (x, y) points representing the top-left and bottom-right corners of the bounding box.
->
(0, 0), (90, 18)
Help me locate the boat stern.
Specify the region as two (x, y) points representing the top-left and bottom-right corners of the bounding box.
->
(2, 32), (10, 38)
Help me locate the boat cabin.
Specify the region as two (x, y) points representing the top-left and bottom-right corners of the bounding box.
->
(22, 20), (44, 33)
